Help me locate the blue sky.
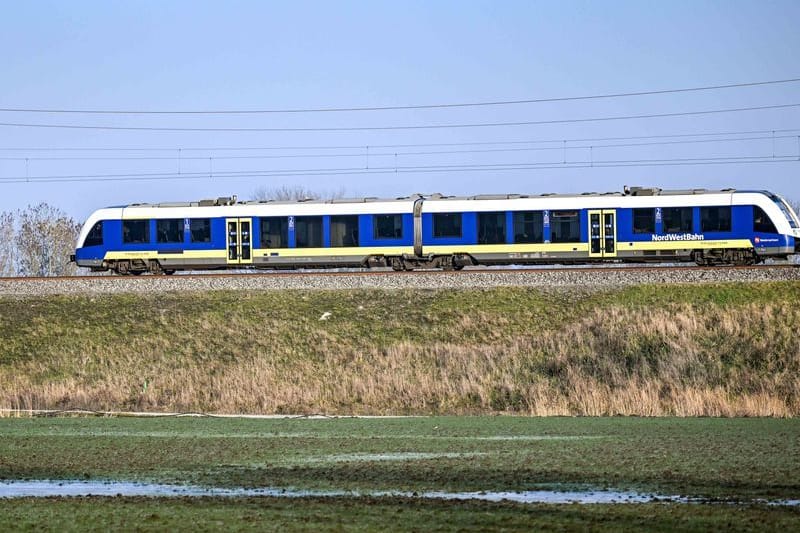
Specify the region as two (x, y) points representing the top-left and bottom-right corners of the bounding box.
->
(1, 0), (799, 220)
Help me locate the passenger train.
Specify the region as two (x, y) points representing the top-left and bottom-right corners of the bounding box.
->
(71, 186), (800, 274)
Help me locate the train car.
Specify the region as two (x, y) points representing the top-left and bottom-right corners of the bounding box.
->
(72, 187), (800, 274)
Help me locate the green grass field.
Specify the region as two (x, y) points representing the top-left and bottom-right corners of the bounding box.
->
(0, 416), (798, 531)
(3, 497), (799, 532)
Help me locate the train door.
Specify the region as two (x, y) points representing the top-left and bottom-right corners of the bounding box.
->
(226, 217), (253, 265)
(588, 210), (617, 259)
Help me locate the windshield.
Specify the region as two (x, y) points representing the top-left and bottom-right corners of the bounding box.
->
(772, 195), (799, 229)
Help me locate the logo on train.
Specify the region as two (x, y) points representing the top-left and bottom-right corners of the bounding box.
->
(754, 236), (779, 244)
(650, 233), (704, 242)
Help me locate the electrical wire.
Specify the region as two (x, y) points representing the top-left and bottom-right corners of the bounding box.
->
(1, 155), (796, 183)
(1, 77), (798, 114)
(3, 159), (795, 184)
(0, 103), (797, 132)
(0, 133), (796, 162)
(1, 128), (797, 151)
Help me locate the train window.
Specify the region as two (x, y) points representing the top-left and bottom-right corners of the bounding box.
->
(296, 216), (323, 248)
(551, 211), (580, 243)
(190, 219), (211, 243)
(122, 220), (150, 244)
(477, 212), (506, 244)
(433, 213), (462, 238)
(157, 219), (183, 243)
(260, 217), (288, 248)
(633, 208), (655, 234)
(700, 206), (731, 232)
(662, 207), (693, 233)
(753, 206), (778, 234)
(374, 214), (403, 239)
(331, 215), (359, 247)
(512, 211), (543, 244)
(84, 221), (103, 247)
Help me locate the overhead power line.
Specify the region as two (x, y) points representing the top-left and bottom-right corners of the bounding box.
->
(0, 103), (797, 132)
(1, 77), (799, 114)
(2, 155), (796, 183)
(1, 128), (797, 151)
(1, 133), (796, 162)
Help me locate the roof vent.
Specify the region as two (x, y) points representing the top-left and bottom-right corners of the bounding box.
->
(472, 194), (512, 200)
(625, 186), (662, 196)
(330, 196), (379, 203)
(212, 196), (237, 206)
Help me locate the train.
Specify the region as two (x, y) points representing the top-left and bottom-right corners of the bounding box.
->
(71, 186), (800, 274)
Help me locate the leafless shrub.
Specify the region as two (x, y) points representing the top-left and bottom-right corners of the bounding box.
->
(14, 204), (81, 277)
(251, 185), (345, 202)
(788, 199), (800, 218)
(0, 211), (17, 276)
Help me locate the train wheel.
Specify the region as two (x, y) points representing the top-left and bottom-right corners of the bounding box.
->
(390, 257), (405, 271)
(114, 261), (130, 275)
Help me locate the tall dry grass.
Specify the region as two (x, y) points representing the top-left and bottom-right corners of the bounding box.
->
(2, 299), (798, 416)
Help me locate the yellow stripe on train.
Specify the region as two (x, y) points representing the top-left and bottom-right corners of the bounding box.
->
(619, 239), (753, 251)
(104, 250), (229, 260)
(102, 239), (753, 262)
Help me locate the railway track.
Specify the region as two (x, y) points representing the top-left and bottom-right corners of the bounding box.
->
(1, 263), (799, 296)
(1, 262), (797, 283)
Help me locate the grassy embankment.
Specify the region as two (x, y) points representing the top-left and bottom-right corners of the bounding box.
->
(1, 282), (799, 415)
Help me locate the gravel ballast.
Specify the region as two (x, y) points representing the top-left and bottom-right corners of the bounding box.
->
(1, 265), (799, 296)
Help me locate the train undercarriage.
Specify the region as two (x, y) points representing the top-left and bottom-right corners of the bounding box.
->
(100, 247), (768, 275)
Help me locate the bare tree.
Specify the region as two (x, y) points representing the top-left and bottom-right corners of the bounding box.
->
(251, 185), (345, 202)
(789, 199), (800, 218)
(0, 211), (16, 276)
(15, 203), (81, 277)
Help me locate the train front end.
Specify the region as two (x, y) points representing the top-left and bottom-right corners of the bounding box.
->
(71, 208), (120, 272)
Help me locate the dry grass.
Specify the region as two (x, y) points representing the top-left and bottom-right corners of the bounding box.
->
(1, 286), (799, 416)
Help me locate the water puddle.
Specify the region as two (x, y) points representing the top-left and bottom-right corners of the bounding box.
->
(310, 452), (487, 463)
(0, 481), (342, 499)
(0, 480), (798, 506)
(219, 452), (486, 469)
(422, 490), (670, 504)
(467, 435), (604, 441)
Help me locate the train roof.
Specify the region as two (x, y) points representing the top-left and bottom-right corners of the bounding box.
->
(124, 194), (419, 209)
(122, 186), (746, 209)
(78, 186), (800, 246)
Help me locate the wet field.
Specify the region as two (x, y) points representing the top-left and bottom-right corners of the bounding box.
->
(0, 416), (798, 530)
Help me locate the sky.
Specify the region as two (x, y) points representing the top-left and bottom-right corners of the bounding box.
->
(0, 0), (799, 221)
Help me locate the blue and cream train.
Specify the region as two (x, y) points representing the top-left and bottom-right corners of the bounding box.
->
(72, 186), (800, 274)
